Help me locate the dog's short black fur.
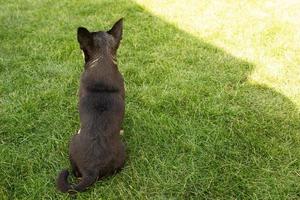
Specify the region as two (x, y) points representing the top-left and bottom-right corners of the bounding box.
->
(57, 18), (126, 193)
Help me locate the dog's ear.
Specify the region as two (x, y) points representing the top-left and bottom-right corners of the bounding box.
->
(107, 18), (123, 48)
(77, 27), (92, 49)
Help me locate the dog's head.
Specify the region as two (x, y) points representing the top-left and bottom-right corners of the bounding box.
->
(77, 18), (123, 66)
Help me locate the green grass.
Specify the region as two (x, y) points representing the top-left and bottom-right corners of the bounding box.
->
(1, 0), (300, 199)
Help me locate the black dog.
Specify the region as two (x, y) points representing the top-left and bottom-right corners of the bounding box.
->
(57, 18), (126, 193)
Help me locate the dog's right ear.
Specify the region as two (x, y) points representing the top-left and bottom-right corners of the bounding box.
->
(77, 27), (92, 49)
(107, 18), (123, 49)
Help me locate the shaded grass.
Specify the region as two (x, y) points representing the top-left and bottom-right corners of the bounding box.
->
(135, 0), (300, 108)
(0, 0), (300, 199)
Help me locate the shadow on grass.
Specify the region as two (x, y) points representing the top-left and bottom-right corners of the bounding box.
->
(122, 3), (300, 199)
(0, 0), (299, 199)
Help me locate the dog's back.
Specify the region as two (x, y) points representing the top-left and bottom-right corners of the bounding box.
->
(57, 18), (126, 193)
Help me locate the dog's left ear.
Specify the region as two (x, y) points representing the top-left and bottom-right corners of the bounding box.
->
(77, 27), (92, 49)
(107, 18), (123, 48)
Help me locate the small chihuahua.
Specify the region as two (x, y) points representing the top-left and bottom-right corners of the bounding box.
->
(57, 18), (126, 193)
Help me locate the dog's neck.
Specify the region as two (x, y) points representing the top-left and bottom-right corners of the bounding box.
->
(85, 55), (117, 69)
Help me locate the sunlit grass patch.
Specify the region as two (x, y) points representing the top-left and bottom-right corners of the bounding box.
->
(135, 0), (300, 108)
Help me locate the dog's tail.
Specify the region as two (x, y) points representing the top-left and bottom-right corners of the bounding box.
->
(56, 169), (97, 193)
(57, 169), (72, 193)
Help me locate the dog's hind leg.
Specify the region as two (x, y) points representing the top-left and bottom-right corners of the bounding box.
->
(70, 156), (81, 178)
(114, 142), (126, 172)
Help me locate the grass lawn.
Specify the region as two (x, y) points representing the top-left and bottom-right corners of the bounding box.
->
(1, 0), (300, 199)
